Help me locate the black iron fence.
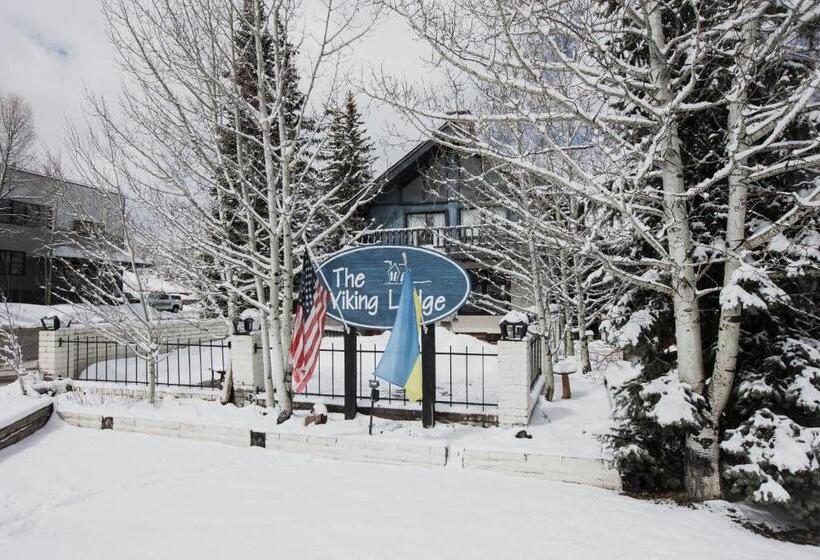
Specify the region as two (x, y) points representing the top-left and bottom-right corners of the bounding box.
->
(298, 339), (498, 410)
(529, 335), (543, 390)
(59, 335), (231, 389)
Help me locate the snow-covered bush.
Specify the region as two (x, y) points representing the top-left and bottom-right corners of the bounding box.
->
(724, 276), (820, 524)
(604, 369), (708, 493)
(721, 409), (819, 523)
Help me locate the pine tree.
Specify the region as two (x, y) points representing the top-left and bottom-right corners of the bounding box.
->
(317, 92), (374, 251)
(598, 1), (819, 520)
(208, 1), (315, 313)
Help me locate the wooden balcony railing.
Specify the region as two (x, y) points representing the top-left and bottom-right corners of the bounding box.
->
(358, 225), (486, 251)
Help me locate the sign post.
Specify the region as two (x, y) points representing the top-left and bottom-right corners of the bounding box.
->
(344, 326), (358, 419)
(421, 323), (436, 428)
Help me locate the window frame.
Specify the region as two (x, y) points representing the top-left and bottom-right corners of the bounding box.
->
(0, 250), (26, 276)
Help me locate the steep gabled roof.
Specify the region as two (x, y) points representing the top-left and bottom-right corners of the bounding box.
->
(372, 121), (471, 190)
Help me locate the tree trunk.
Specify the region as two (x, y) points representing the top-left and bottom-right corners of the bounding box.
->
(147, 352), (156, 405)
(647, 4), (711, 498)
(698, 17), (757, 499)
(573, 253), (591, 374)
(684, 428), (722, 500)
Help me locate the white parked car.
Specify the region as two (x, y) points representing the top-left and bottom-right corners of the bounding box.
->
(147, 291), (183, 313)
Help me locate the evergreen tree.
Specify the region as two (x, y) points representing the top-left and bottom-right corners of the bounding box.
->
(599, 0), (819, 521)
(208, 1), (314, 313)
(317, 92), (374, 251)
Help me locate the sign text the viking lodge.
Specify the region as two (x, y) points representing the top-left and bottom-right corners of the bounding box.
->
(318, 246), (471, 329)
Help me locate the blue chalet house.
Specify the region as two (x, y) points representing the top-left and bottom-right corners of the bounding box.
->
(359, 125), (518, 336)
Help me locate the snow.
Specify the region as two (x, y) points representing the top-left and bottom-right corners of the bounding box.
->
(787, 366), (820, 413)
(121, 270), (190, 295)
(0, 417), (815, 559)
(312, 400), (328, 416)
(754, 478), (791, 504)
(0, 302), (197, 328)
(303, 327), (497, 409)
(51, 373), (613, 460)
(610, 308), (653, 347)
(0, 384), (50, 427)
(1, 303), (80, 329)
(554, 356), (580, 374)
(499, 310), (529, 324)
(78, 338), (231, 386)
(721, 409), (818, 475)
(639, 372), (702, 427)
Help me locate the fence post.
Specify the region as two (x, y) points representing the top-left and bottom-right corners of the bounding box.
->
(344, 326), (357, 419)
(230, 333), (264, 391)
(422, 323), (436, 428)
(496, 338), (543, 426)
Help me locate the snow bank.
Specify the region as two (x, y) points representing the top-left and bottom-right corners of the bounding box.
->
(0, 384), (51, 427)
(1, 416), (814, 560)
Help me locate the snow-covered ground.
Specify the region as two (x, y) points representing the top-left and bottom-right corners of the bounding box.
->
(51, 380), (610, 459)
(0, 388), (50, 427)
(78, 337), (232, 386)
(1, 417), (815, 559)
(1, 302), (200, 328)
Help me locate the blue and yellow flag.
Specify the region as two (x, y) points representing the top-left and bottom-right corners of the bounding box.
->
(373, 268), (423, 401)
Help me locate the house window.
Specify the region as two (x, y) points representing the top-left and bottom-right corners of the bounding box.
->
(0, 250), (25, 276)
(0, 199), (50, 227)
(459, 208), (482, 227)
(406, 211), (446, 229)
(459, 207), (504, 226)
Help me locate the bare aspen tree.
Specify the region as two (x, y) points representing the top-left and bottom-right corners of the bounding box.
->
(71, 0), (379, 416)
(375, 0), (820, 499)
(0, 93), (37, 192)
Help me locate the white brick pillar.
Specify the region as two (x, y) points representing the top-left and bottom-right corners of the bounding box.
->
(230, 333), (264, 391)
(39, 329), (68, 378)
(496, 339), (538, 427)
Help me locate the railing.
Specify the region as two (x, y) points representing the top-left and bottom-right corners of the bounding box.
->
(359, 225), (486, 250)
(528, 335), (543, 390)
(59, 335), (231, 389)
(298, 339), (498, 411)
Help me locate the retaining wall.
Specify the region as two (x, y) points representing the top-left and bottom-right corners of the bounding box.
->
(56, 408), (620, 490)
(0, 402), (53, 452)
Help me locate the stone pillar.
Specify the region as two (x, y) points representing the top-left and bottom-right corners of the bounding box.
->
(39, 329), (72, 378)
(496, 339), (540, 427)
(230, 333), (264, 391)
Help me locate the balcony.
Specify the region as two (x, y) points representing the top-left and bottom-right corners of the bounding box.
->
(358, 225), (487, 252)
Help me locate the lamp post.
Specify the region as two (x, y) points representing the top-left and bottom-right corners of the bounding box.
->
(499, 313), (529, 341)
(368, 379), (380, 435)
(40, 315), (62, 331)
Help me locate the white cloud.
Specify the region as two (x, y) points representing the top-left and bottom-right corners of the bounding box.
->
(0, 0), (435, 175)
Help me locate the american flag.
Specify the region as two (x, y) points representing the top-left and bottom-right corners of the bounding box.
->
(289, 253), (329, 394)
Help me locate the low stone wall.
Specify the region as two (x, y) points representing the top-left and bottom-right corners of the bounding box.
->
(39, 319), (229, 378)
(56, 407), (620, 490)
(461, 448), (622, 491)
(0, 402), (53, 452)
(57, 409), (448, 469)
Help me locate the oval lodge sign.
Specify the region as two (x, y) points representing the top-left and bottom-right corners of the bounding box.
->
(317, 245), (471, 329)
